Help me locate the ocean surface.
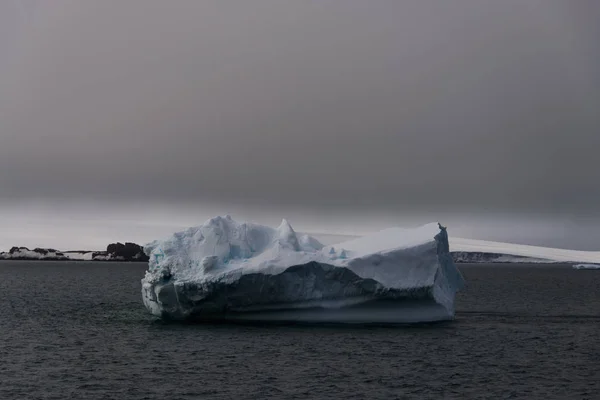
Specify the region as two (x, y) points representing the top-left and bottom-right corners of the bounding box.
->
(1, 262), (598, 400)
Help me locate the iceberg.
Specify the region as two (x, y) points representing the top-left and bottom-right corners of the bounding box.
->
(573, 264), (600, 270)
(141, 216), (464, 323)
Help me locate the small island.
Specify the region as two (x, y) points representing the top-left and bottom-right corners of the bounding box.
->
(0, 242), (149, 262)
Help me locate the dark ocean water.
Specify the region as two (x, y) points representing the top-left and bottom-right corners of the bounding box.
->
(0, 262), (598, 400)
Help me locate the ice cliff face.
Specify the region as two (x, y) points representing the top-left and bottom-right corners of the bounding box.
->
(141, 216), (465, 323)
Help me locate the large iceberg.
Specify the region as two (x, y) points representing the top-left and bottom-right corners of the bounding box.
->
(141, 216), (464, 323)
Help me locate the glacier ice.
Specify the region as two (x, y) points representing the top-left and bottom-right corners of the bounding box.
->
(450, 238), (600, 264)
(451, 252), (555, 264)
(141, 216), (465, 323)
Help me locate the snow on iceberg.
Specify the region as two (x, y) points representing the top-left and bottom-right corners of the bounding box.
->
(141, 216), (464, 323)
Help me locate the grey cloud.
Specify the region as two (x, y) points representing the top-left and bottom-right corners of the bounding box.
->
(0, 0), (599, 218)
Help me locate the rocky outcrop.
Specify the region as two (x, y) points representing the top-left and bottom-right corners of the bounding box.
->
(92, 242), (149, 262)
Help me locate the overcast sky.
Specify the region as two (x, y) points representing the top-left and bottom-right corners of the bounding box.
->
(1, 1), (599, 250)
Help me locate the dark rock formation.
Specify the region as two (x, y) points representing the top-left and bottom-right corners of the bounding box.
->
(92, 242), (149, 262)
(32, 248), (63, 256)
(9, 246), (29, 254)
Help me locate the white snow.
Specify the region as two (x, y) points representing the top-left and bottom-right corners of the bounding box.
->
(324, 224), (442, 259)
(572, 264), (600, 270)
(0, 249), (130, 261)
(142, 216), (463, 323)
(63, 251), (94, 261)
(143, 217), (444, 283)
(0, 248), (66, 260)
(314, 233), (600, 264)
(144, 215), (324, 280)
(450, 237), (600, 264)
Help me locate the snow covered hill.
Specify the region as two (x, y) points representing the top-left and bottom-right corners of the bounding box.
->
(449, 237), (600, 264)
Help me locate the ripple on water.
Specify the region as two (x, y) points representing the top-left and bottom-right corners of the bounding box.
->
(0, 262), (598, 399)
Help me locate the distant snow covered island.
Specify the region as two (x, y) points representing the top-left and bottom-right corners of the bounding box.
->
(572, 264), (600, 270)
(0, 243), (149, 262)
(449, 238), (600, 265)
(141, 216), (464, 324)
